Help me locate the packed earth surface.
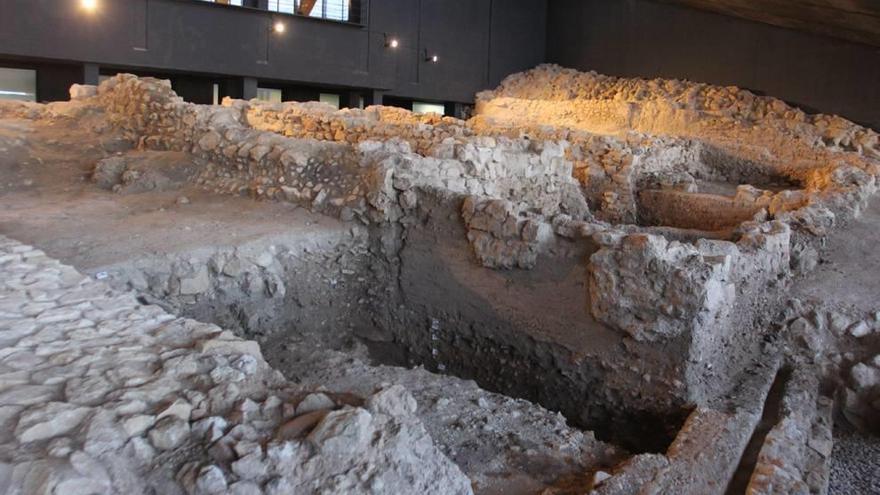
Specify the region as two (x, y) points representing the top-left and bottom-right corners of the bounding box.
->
(0, 64), (878, 494)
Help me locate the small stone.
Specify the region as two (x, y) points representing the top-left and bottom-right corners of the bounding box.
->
(176, 196), (191, 205)
(366, 385), (418, 417)
(228, 481), (262, 495)
(266, 440), (300, 467)
(851, 363), (880, 391)
(157, 398), (193, 422)
(192, 416), (228, 442)
(123, 414), (156, 438)
(180, 268), (211, 296)
(47, 437), (73, 457)
(222, 257), (246, 277)
(15, 402), (90, 443)
(296, 393), (336, 416)
(828, 312), (852, 335)
(593, 470), (612, 485)
(849, 321), (872, 338)
(198, 131), (222, 151)
(210, 365), (245, 384)
(148, 416), (190, 450)
(195, 465), (228, 494)
(231, 450), (268, 481)
(232, 355), (258, 376)
(308, 407), (374, 456)
(125, 436), (156, 462)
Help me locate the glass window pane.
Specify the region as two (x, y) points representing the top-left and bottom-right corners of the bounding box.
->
(257, 88), (282, 103)
(0, 68), (36, 102)
(319, 93), (340, 109)
(413, 102), (445, 116)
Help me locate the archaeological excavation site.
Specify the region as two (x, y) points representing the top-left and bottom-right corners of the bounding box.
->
(1, 1), (879, 494)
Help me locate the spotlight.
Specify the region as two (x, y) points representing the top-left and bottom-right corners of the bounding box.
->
(384, 34), (400, 49)
(81, 0), (97, 11)
(273, 21), (286, 34)
(425, 50), (439, 63)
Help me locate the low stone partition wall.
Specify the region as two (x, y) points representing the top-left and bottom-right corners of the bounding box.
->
(0, 235), (472, 494)
(746, 367), (831, 495)
(239, 99), (472, 156)
(589, 221), (789, 340)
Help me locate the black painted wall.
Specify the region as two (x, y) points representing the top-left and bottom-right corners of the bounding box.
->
(546, 0), (880, 129)
(0, 0), (547, 104)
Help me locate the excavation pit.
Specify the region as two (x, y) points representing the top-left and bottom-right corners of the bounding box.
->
(1, 65), (878, 494)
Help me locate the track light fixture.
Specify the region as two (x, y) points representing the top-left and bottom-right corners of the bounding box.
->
(425, 50), (439, 63)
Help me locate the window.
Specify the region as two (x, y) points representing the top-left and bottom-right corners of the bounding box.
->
(413, 102), (445, 116)
(268, 0), (295, 14)
(268, 0), (353, 22)
(311, 0), (349, 21)
(0, 68), (36, 102)
(200, 0), (244, 6)
(257, 88), (282, 103)
(319, 93), (340, 109)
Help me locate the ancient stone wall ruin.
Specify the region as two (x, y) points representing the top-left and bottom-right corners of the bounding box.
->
(33, 70), (875, 425)
(2, 64), (879, 493)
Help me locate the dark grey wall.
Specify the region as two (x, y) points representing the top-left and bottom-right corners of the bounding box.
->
(546, 0), (880, 129)
(0, 0), (547, 104)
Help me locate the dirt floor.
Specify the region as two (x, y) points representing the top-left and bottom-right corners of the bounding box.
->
(0, 119), (348, 273)
(793, 196), (880, 313)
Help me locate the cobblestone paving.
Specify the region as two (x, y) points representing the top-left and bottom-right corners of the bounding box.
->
(0, 235), (470, 495)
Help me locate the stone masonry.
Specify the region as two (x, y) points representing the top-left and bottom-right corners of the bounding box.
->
(0, 235), (472, 495)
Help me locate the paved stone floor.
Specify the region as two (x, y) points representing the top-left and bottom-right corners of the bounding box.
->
(0, 235), (470, 494)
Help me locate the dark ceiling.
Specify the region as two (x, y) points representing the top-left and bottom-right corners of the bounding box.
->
(656, 0), (880, 47)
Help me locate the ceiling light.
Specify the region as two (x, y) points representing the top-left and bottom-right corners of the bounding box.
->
(385, 34), (400, 49)
(273, 21), (286, 34)
(425, 50), (439, 63)
(81, 0), (97, 11)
